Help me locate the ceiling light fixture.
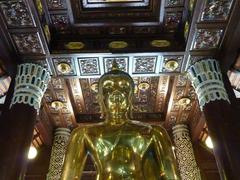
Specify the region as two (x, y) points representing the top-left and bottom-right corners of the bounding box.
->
(51, 100), (64, 111)
(57, 62), (71, 74)
(138, 82), (150, 91)
(150, 40), (171, 47)
(90, 82), (98, 92)
(164, 59), (179, 71)
(205, 136), (214, 149)
(28, 146), (37, 160)
(178, 97), (191, 106)
(64, 42), (85, 50)
(109, 41), (128, 49)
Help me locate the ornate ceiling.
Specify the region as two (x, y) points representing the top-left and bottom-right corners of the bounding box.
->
(0, 0), (238, 154)
(1, 0), (239, 179)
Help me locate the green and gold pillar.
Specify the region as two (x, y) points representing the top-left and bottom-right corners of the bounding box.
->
(188, 59), (240, 180)
(0, 63), (50, 179)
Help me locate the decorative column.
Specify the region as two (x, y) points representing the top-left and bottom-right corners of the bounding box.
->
(172, 124), (201, 180)
(188, 59), (240, 180)
(0, 63), (50, 179)
(47, 128), (71, 180)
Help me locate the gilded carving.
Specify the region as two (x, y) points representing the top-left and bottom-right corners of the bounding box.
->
(166, 0), (184, 6)
(51, 78), (64, 89)
(44, 91), (54, 103)
(0, 0), (34, 27)
(80, 79), (100, 113)
(176, 75), (188, 87)
(61, 103), (70, 114)
(51, 14), (69, 29)
(78, 58), (100, 75)
(53, 57), (76, 76)
(201, 0), (233, 21)
(56, 91), (67, 102)
(47, 0), (67, 9)
(104, 57), (128, 72)
(165, 12), (182, 30)
(133, 56), (157, 73)
(12, 33), (44, 54)
(193, 29), (223, 49)
(163, 56), (183, 72)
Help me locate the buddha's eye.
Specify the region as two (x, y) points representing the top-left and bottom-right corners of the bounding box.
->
(103, 80), (114, 90)
(118, 81), (129, 88)
(118, 81), (130, 91)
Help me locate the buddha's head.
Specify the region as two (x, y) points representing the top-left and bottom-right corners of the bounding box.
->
(98, 62), (134, 121)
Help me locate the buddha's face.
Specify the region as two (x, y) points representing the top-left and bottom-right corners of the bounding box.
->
(98, 74), (133, 118)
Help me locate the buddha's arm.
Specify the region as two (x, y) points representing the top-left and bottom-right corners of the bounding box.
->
(152, 126), (180, 180)
(61, 128), (87, 180)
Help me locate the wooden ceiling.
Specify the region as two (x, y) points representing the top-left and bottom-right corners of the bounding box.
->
(0, 0), (239, 175)
(1, 0), (240, 179)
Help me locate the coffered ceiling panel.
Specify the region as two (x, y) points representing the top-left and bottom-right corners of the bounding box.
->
(49, 53), (184, 78)
(0, 0), (35, 28)
(82, 0), (149, 8)
(70, 0), (159, 23)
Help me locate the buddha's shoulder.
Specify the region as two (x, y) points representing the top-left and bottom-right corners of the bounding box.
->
(128, 121), (167, 133)
(71, 122), (105, 134)
(127, 120), (152, 129)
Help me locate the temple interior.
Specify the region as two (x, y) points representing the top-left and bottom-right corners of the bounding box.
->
(0, 0), (240, 179)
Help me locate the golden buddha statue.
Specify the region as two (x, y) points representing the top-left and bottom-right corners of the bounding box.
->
(61, 63), (180, 180)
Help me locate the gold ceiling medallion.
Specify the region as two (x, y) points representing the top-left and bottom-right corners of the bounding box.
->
(164, 59), (179, 71)
(178, 97), (191, 106)
(64, 42), (85, 50)
(150, 40), (171, 48)
(57, 62), (71, 74)
(90, 82), (98, 92)
(51, 100), (64, 111)
(109, 41), (128, 49)
(138, 82), (150, 91)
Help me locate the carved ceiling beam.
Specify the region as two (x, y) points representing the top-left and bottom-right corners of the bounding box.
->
(164, 74), (199, 129)
(67, 78), (86, 115)
(43, 77), (77, 128)
(183, 0), (236, 72)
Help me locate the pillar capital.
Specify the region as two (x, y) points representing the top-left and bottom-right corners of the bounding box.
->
(188, 59), (230, 110)
(10, 63), (51, 111)
(172, 124), (189, 139)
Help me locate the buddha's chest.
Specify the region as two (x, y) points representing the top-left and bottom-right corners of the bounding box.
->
(88, 132), (153, 160)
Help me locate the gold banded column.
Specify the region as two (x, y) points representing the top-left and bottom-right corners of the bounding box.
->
(172, 124), (201, 180)
(47, 128), (71, 180)
(0, 63), (50, 179)
(188, 59), (240, 180)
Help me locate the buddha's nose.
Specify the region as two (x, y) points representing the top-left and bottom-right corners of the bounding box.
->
(109, 90), (124, 103)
